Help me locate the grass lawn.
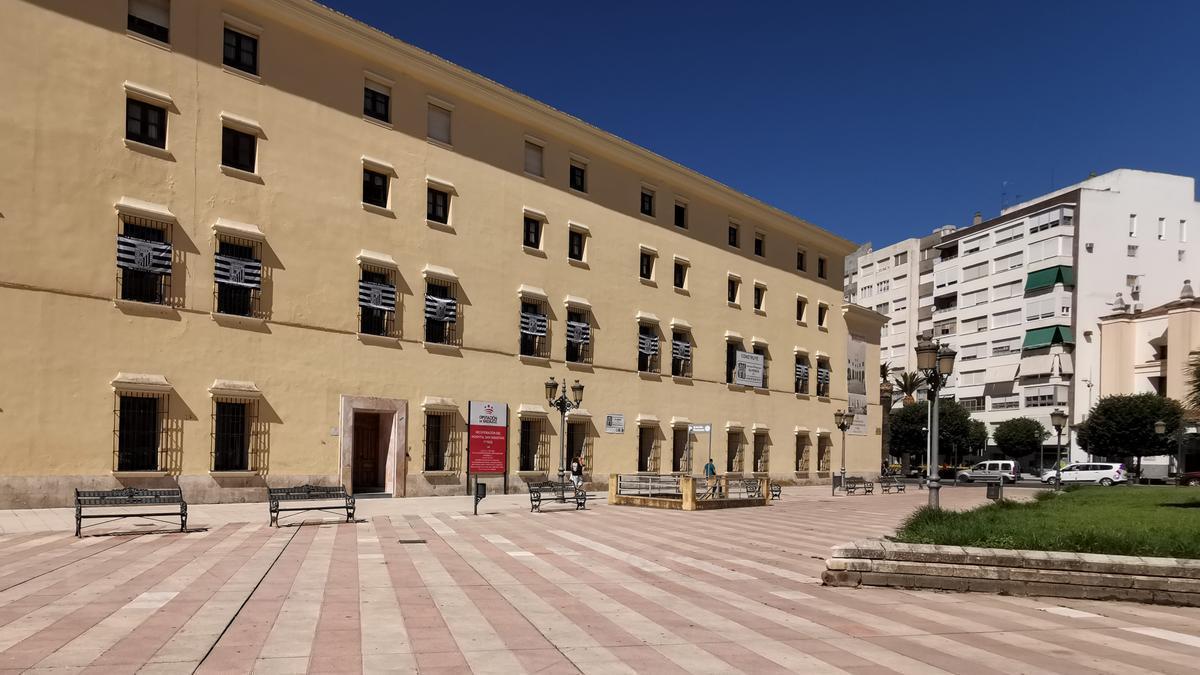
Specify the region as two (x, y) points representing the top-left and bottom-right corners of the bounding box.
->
(894, 487), (1200, 559)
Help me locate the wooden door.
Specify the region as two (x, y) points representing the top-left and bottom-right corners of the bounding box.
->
(353, 413), (382, 491)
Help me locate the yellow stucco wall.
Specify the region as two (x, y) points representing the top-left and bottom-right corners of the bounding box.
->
(0, 0), (884, 506)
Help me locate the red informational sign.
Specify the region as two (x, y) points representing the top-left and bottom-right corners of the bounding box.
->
(468, 401), (508, 474)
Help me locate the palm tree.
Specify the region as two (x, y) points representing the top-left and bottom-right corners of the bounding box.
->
(892, 371), (925, 406)
(879, 361), (893, 383)
(1187, 351), (1200, 410)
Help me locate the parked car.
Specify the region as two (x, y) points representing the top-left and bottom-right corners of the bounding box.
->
(1178, 471), (1200, 486)
(1040, 462), (1127, 486)
(955, 460), (1021, 484)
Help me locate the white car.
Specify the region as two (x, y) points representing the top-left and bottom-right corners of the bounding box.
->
(1040, 462), (1127, 486)
(956, 460), (1021, 484)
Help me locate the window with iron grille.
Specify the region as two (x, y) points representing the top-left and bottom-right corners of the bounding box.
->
(223, 27), (258, 75)
(795, 354), (810, 394)
(570, 161), (587, 192)
(568, 229), (586, 261)
(726, 431), (743, 473)
(359, 266), (397, 337)
(423, 410), (461, 471)
(640, 189), (655, 217)
(753, 432), (768, 473)
(114, 392), (165, 472)
(424, 278), (460, 345)
(671, 427), (688, 472)
(427, 187), (450, 223)
(565, 308), (593, 364)
(363, 169), (389, 208)
(728, 223), (740, 247)
(116, 215), (172, 305)
(674, 202), (687, 229)
(671, 330), (693, 377)
(796, 433), (812, 471)
(523, 216), (542, 249)
(639, 251), (655, 280)
(818, 436), (832, 471)
(726, 340), (743, 384)
(128, 0), (170, 43)
(519, 299), (550, 358)
(753, 344), (769, 388)
(212, 398), (257, 471)
(567, 420), (592, 470)
(637, 323), (660, 373)
(214, 237), (262, 317)
(221, 127), (256, 173)
(519, 418), (549, 471)
(816, 358), (831, 397)
(637, 426), (658, 472)
(126, 98), (166, 148)
(363, 82), (390, 122)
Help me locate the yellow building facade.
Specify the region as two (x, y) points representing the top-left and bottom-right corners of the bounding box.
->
(0, 0), (885, 507)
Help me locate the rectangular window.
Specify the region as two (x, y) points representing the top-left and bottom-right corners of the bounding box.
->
(221, 127), (256, 173)
(992, 337), (1018, 355)
(523, 216), (542, 249)
(1158, 217), (1166, 240)
(116, 393), (161, 472)
(674, 202), (688, 229)
(795, 355), (810, 395)
(519, 418), (547, 472)
(753, 344), (769, 388)
(637, 323), (660, 373)
(726, 431), (742, 473)
(934, 318), (956, 336)
(673, 260), (687, 289)
(523, 141), (543, 177)
(223, 27), (258, 75)
(797, 249), (807, 272)
(363, 169), (389, 208)
(427, 102), (452, 144)
(671, 330), (692, 378)
(359, 266), (397, 337)
(962, 288), (988, 307)
(639, 251), (655, 280)
(991, 394), (1020, 410)
(753, 233), (765, 257)
(1129, 214), (1137, 238)
(1181, 220), (1188, 243)
(959, 370), (986, 386)
(671, 427), (688, 472)
(728, 223), (740, 248)
(565, 308), (593, 364)
(519, 299), (550, 358)
(128, 0), (170, 43)
(877, 279), (890, 293)
(125, 98), (166, 148)
(725, 340), (743, 384)
(752, 433), (768, 473)
(962, 262), (988, 282)
(727, 277), (740, 304)
(753, 285), (765, 311)
(992, 280), (1021, 300)
(364, 81), (391, 123)
(893, 296), (907, 312)
(995, 224), (1023, 245)
(215, 238), (262, 318)
(1025, 297), (1056, 320)
(423, 411), (456, 471)
(117, 216), (172, 304)
(424, 278), (460, 345)
(817, 256), (828, 279)
(568, 229), (586, 262)
(817, 304), (828, 327)
(1024, 385), (1068, 408)
(569, 161), (587, 192)
(1127, 244), (1138, 258)
(992, 309), (1020, 329)
(994, 252), (1023, 270)
(796, 297), (807, 322)
(816, 358), (831, 397)
(212, 399), (254, 471)
(640, 189), (655, 217)
(427, 187), (450, 223)
(638, 426), (656, 472)
(895, 251), (908, 265)
(958, 396), (984, 412)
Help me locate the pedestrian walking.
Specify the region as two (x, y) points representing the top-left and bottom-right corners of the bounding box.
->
(703, 458), (718, 498)
(570, 456), (584, 489)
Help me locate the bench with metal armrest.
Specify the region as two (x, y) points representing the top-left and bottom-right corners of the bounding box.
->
(267, 485), (355, 526)
(75, 487), (187, 537)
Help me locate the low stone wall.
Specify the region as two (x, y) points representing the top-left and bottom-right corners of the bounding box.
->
(824, 539), (1200, 607)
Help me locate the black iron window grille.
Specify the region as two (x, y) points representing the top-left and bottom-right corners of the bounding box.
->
(565, 310), (593, 364)
(753, 433), (768, 473)
(637, 426), (659, 472)
(363, 84), (390, 122)
(221, 127), (256, 173)
(212, 398), (258, 472)
(753, 345), (769, 388)
(567, 420), (594, 470)
(816, 359), (831, 397)
(423, 411), (461, 472)
(671, 331), (692, 378)
(518, 300), (550, 358)
(672, 428), (688, 472)
(568, 229), (586, 261)
(116, 215), (173, 305)
(114, 392), (166, 472)
(363, 169), (389, 208)
(424, 279), (460, 345)
(795, 356), (811, 394)
(214, 237), (262, 317)
(519, 418), (550, 472)
(223, 27), (258, 75)
(126, 98), (166, 148)
(358, 266), (397, 337)
(727, 431), (743, 473)
(796, 434), (812, 472)
(427, 187), (450, 223)
(128, 0), (170, 43)
(570, 162), (587, 192)
(523, 217), (542, 249)
(637, 324), (660, 373)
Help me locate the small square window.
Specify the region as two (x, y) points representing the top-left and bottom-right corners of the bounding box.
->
(524, 141), (544, 177)
(673, 261), (687, 289)
(674, 202), (687, 229)
(126, 98), (166, 148)
(1127, 244), (1138, 258)
(727, 277), (740, 304)
(221, 127), (256, 173)
(128, 0), (170, 43)
(362, 169), (389, 208)
(753, 285), (765, 311)
(796, 249), (807, 272)
(570, 161), (587, 192)
(364, 82), (390, 123)
(639, 251), (655, 280)
(523, 216), (542, 249)
(640, 189), (655, 217)
(568, 229), (586, 262)
(223, 27), (258, 76)
(817, 256), (828, 279)
(728, 223), (740, 248)
(427, 187), (450, 224)
(427, 102), (452, 144)
(754, 233), (765, 257)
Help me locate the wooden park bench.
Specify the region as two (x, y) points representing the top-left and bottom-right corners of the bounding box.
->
(75, 487), (187, 537)
(844, 476), (875, 495)
(268, 485), (355, 526)
(529, 481), (587, 512)
(880, 475), (906, 494)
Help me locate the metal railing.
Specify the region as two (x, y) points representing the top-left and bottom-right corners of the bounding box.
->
(616, 474), (682, 497)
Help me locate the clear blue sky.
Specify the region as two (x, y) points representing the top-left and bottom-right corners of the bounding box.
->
(324, 0), (1200, 245)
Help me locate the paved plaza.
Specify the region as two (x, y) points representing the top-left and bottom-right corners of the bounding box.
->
(1, 487), (1199, 673)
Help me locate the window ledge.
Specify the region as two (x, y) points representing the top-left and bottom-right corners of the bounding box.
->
(112, 471), (169, 478)
(728, 302), (741, 309)
(569, 187), (589, 197)
(638, 371), (661, 381)
(673, 287), (690, 296)
(426, 219), (455, 233)
(426, 137), (454, 151)
(818, 326), (829, 332)
(126, 31), (172, 51)
(797, 321), (808, 327)
(113, 298), (177, 316)
(363, 115), (393, 130)
(422, 470), (457, 478)
(124, 139), (175, 161)
(522, 246), (547, 258)
(639, 278), (657, 287)
(219, 164), (263, 184)
(517, 471), (549, 478)
(423, 341), (462, 355)
(565, 361), (594, 373)
(817, 396), (832, 402)
(212, 312), (267, 329)
(727, 383), (748, 392)
(362, 202), (395, 218)
(358, 332), (400, 347)
(222, 64), (262, 84)
(209, 470), (257, 477)
(568, 258), (590, 269)
(754, 309), (767, 317)
(796, 393), (811, 400)
(672, 375), (693, 384)
(523, 171), (546, 182)
(519, 354), (551, 365)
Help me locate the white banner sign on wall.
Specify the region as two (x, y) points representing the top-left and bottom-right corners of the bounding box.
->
(847, 335), (869, 435)
(604, 414), (625, 434)
(734, 351), (765, 388)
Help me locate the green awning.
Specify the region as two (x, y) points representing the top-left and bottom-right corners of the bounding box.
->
(1023, 325), (1074, 350)
(1025, 265), (1075, 292)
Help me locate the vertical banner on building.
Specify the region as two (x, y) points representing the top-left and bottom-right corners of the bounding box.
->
(847, 335), (868, 435)
(468, 401), (508, 473)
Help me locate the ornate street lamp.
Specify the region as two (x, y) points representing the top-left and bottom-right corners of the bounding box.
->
(546, 376), (585, 495)
(1051, 408), (1068, 490)
(915, 335), (955, 508)
(833, 409), (854, 496)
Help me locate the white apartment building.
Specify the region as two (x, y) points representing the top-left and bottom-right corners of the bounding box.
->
(925, 169), (1196, 465)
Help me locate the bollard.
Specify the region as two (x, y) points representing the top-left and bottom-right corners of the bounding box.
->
(474, 481), (487, 515)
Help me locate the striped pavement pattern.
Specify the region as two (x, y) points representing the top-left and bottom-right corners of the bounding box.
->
(0, 491), (1198, 673)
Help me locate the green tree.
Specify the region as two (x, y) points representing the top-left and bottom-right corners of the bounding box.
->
(888, 399), (974, 468)
(1076, 394), (1185, 474)
(967, 420), (989, 457)
(993, 417), (1049, 462)
(891, 371), (925, 406)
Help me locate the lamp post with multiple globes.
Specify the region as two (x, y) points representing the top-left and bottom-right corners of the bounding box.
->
(914, 335), (956, 509)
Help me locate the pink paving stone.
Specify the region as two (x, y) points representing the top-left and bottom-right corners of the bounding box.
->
(413, 649), (472, 672)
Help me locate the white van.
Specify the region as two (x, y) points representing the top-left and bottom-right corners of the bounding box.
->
(1041, 463), (1127, 486)
(956, 460), (1020, 484)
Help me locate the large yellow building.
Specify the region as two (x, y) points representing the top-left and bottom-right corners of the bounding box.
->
(0, 0), (885, 506)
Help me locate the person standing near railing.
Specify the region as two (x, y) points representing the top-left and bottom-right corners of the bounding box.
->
(703, 457), (719, 498)
(570, 456), (584, 490)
